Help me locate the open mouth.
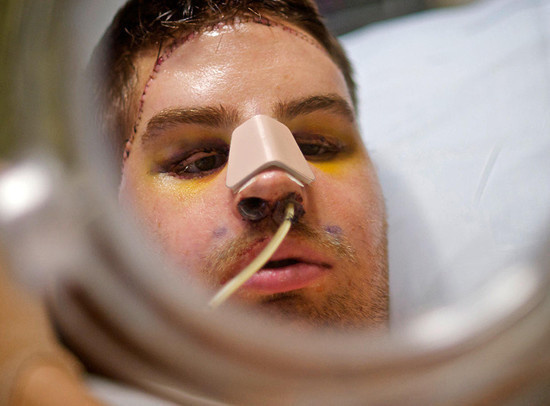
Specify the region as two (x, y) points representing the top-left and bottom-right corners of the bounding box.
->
(242, 257), (328, 294)
(263, 258), (301, 269)
(225, 238), (332, 295)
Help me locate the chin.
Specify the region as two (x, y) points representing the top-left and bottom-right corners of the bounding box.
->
(247, 287), (389, 331)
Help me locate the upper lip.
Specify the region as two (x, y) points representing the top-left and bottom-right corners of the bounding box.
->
(219, 236), (333, 284)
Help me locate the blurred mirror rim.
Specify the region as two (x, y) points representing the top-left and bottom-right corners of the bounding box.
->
(1, 0), (549, 404)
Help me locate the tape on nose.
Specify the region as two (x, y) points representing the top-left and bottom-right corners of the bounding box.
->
(225, 115), (315, 192)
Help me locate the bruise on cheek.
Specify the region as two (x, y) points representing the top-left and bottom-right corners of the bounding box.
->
(152, 173), (218, 203)
(213, 227), (228, 238)
(311, 160), (345, 176)
(311, 151), (366, 177)
(324, 225), (342, 235)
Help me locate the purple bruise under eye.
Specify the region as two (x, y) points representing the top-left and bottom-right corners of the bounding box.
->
(324, 225), (342, 235)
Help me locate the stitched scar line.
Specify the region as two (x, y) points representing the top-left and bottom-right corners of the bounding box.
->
(122, 15), (325, 163)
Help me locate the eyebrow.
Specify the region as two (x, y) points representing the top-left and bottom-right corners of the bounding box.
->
(141, 105), (241, 145)
(274, 94), (356, 123)
(140, 94), (355, 146)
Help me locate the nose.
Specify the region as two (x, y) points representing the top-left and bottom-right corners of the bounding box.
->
(234, 168), (306, 224)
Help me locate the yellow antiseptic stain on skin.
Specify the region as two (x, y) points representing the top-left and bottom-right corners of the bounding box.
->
(311, 152), (366, 177)
(152, 172), (220, 203)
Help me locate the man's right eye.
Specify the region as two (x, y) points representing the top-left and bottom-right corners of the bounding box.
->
(165, 148), (228, 179)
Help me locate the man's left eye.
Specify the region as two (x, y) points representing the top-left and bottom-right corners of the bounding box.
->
(297, 137), (341, 161)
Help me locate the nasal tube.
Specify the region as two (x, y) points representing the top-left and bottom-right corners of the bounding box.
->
(208, 201), (296, 308)
(208, 115), (312, 308)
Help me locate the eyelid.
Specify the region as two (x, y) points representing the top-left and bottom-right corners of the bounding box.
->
(293, 131), (342, 142)
(177, 149), (219, 168)
(173, 147), (223, 163)
(161, 138), (229, 162)
(158, 143), (229, 177)
(293, 133), (344, 150)
(290, 133), (344, 164)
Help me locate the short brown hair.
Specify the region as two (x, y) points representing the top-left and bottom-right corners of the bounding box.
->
(91, 0), (356, 157)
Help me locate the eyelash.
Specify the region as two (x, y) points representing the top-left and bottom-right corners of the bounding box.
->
(295, 134), (343, 161)
(161, 135), (342, 179)
(163, 146), (229, 179)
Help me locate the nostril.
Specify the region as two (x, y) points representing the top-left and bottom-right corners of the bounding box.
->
(237, 197), (270, 221)
(273, 193), (305, 225)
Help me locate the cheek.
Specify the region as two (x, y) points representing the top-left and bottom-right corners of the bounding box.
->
(311, 148), (382, 209)
(311, 156), (385, 244)
(309, 142), (373, 180)
(310, 155), (359, 177)
(119, 161), (231, 271)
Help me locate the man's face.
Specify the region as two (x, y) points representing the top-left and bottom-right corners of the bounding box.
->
(119, 20), (388, 328)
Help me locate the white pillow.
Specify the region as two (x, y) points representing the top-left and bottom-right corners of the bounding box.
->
(342, 0), (550, 323)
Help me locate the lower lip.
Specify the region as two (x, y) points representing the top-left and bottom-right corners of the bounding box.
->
(242, 263), (328, 294)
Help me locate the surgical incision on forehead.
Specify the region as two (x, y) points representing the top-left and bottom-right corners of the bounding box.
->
(122, 15), (327, 163)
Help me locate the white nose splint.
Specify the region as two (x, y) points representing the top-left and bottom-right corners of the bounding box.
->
(225, 115), (315, 192)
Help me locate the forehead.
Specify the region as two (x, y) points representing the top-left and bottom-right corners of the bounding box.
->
(134, 21), (351, 122)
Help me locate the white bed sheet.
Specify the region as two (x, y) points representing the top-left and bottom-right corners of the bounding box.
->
(342, 0), (550, 323)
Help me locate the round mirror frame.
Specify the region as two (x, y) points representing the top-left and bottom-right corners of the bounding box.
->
(1, 1), (549, 404)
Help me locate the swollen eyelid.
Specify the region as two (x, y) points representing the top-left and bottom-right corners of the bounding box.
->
(164, 146), (229, 179)
(294, 135), (342, 160)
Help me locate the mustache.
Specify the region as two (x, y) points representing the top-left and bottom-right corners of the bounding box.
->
(201, 220), (358, 286)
